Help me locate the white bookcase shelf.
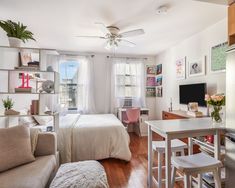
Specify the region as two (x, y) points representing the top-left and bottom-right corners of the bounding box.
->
(0, 46), (60, 131)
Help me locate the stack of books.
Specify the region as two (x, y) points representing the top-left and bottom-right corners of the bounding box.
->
(30, 100), (39, 115)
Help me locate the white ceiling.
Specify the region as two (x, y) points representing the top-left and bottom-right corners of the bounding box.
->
(0, 0), (227, 55)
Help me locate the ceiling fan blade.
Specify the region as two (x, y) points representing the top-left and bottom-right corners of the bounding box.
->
(119, 39), (136, 47)
(76, 36), (106, 39)
(95, 22), (111, 35)
(119, 29), (145, 38)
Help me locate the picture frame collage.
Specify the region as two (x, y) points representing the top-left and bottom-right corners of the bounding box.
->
(146, 64), (162, 97)
(175, 42), (227, 80)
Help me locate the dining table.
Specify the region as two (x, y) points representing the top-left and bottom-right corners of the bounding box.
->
(145, 118), (225, 188)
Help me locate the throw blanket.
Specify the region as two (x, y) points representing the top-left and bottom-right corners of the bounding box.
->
(58, 114), (131, 163)
(50, 160), (109, 188)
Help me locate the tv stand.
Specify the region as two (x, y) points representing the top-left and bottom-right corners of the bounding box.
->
(162, 110), (207, 119)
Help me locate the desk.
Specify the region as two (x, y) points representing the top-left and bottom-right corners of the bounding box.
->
(145, 118), (225, 188)
(118, 108), (149, 136)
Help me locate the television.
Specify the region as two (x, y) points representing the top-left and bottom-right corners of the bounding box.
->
(179, 83), (207, 107)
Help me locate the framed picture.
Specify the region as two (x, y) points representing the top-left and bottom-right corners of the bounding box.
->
(210, 42), (227, 73)
(156, 87), (162, 97)
(20, 51), (32, 66)
(176, 57), (186, 80)
(146, 77), (156, 86)
(156, 64), (162, 75)
(188, 57), (206, 77)
(146, 87), (156, 97)
(156, 76), (162, 86)
(146, 65), (156, 75)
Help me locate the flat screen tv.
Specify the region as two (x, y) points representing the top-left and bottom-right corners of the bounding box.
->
(179, 83), (207, 107)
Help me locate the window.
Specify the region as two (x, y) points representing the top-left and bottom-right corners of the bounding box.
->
(113, 58), (146, 108)
(59, 60), (79, 110)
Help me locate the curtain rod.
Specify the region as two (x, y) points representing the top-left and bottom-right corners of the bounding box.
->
(107, 56), (147, 60)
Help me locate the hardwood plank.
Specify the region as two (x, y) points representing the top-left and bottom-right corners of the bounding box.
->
(100, 133), (184, 188)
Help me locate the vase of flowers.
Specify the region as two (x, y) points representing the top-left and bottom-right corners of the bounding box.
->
(205, 94), (225, 123)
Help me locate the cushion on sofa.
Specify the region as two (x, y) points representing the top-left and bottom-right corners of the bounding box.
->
(0, 125), (35, 172)
(0, 155), (56, 188)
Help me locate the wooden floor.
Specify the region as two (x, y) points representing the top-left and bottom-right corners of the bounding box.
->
(100, 133), (184, 188)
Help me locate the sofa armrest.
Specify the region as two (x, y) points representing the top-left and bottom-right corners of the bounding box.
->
(34, 132), (57, 157)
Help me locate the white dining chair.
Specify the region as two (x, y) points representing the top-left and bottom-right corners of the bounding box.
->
(152, 139), (188, 188)
(171, 152), (222, 188)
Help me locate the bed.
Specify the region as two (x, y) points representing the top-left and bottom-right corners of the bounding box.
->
(57, 114), (131, 163)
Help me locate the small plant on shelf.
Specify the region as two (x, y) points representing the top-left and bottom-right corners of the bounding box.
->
(2, 96), (14, 111)
(0, 20), (36, 47)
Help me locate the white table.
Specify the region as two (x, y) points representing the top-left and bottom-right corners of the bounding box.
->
(145, 118), (225, 188)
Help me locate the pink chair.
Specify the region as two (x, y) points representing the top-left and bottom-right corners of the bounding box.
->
(122, 108), (140, 135)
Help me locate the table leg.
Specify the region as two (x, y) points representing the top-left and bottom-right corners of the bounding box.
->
(188, 137), (193, 186)
(165, 135), (172, 188)
(188, 137), (193, 155)
(214, 130), (221, 179)
(147, 125), (153, 188)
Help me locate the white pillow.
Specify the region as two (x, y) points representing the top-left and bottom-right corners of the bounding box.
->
(33, 116), (53, 125)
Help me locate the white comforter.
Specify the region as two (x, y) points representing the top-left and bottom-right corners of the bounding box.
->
(58, 114), (131, 163)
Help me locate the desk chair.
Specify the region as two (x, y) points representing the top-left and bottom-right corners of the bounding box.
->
(122, 108), (140, 135)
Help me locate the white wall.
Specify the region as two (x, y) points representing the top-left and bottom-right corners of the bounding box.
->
(155, 18), (227, 119)
(91, 54), (156, 120)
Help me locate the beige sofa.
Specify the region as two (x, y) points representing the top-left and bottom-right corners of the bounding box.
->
(0, 132), (58, 188)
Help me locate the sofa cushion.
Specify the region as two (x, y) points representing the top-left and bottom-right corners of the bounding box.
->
(0, 155), (56, 188)
(0, 125), (35, 172)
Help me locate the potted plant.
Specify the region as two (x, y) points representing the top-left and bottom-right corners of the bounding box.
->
(0, 20), (36, 47)
(2, 96), (19, 115)
(205, 94), (225, 123)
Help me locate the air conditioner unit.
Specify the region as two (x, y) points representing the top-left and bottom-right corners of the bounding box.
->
(193, 0), (229, 5)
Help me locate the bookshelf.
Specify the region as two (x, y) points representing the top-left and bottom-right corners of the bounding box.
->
(0, 46), (60, 131)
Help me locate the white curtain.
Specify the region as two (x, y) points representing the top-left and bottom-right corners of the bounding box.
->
(110, 57), (146, 112)
(77, 56), (97, 114)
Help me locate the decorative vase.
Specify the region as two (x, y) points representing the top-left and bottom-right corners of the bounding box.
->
(211, 105), (223, 123)
(8, 37), (21, 47)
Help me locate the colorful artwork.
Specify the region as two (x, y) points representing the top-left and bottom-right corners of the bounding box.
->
(146, 65), (156, 75)
(146, 77), (156, 86)
(176, 57), (186, 80)
(211, 42), (227, 73)
(146, 87), (156, 97)
(156, 64), (162, 75)
(156, 87), (162, 97)
(188, 57), (205, 77)
(156, 76), (162, 86)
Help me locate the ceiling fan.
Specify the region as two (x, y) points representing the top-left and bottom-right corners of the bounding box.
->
(76, 23), (145, 50)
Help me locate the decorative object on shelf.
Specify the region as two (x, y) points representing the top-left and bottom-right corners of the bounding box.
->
(210, 42), (228, 73)
(156, 87), (162, 97)
(2, 96), (19, 115)
(205, 94), (225, 123)
(42, 80), (54, 93)
(2, 96), (14, 111)
(15, 73), (32, 93)
(0, 20), (36, 47)
(188, 56), (206, 77)
(30, 100), (39, 115)
(176, 57), (186, 80)
(169, 98), (173, 112)
(47, 66), (54, 72)
(156, 64), (162, 75)
(20, 51), (32, 66)
(146, 65), (156, 75)
(146, 87), (156, 97)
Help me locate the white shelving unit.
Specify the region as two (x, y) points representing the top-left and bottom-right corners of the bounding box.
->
(0, 46), (60, 131)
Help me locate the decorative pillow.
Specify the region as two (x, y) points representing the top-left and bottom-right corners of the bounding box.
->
(19, 116), (38, 127)
(0, 126), (35, 172)
(33, 116), (53, 125)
